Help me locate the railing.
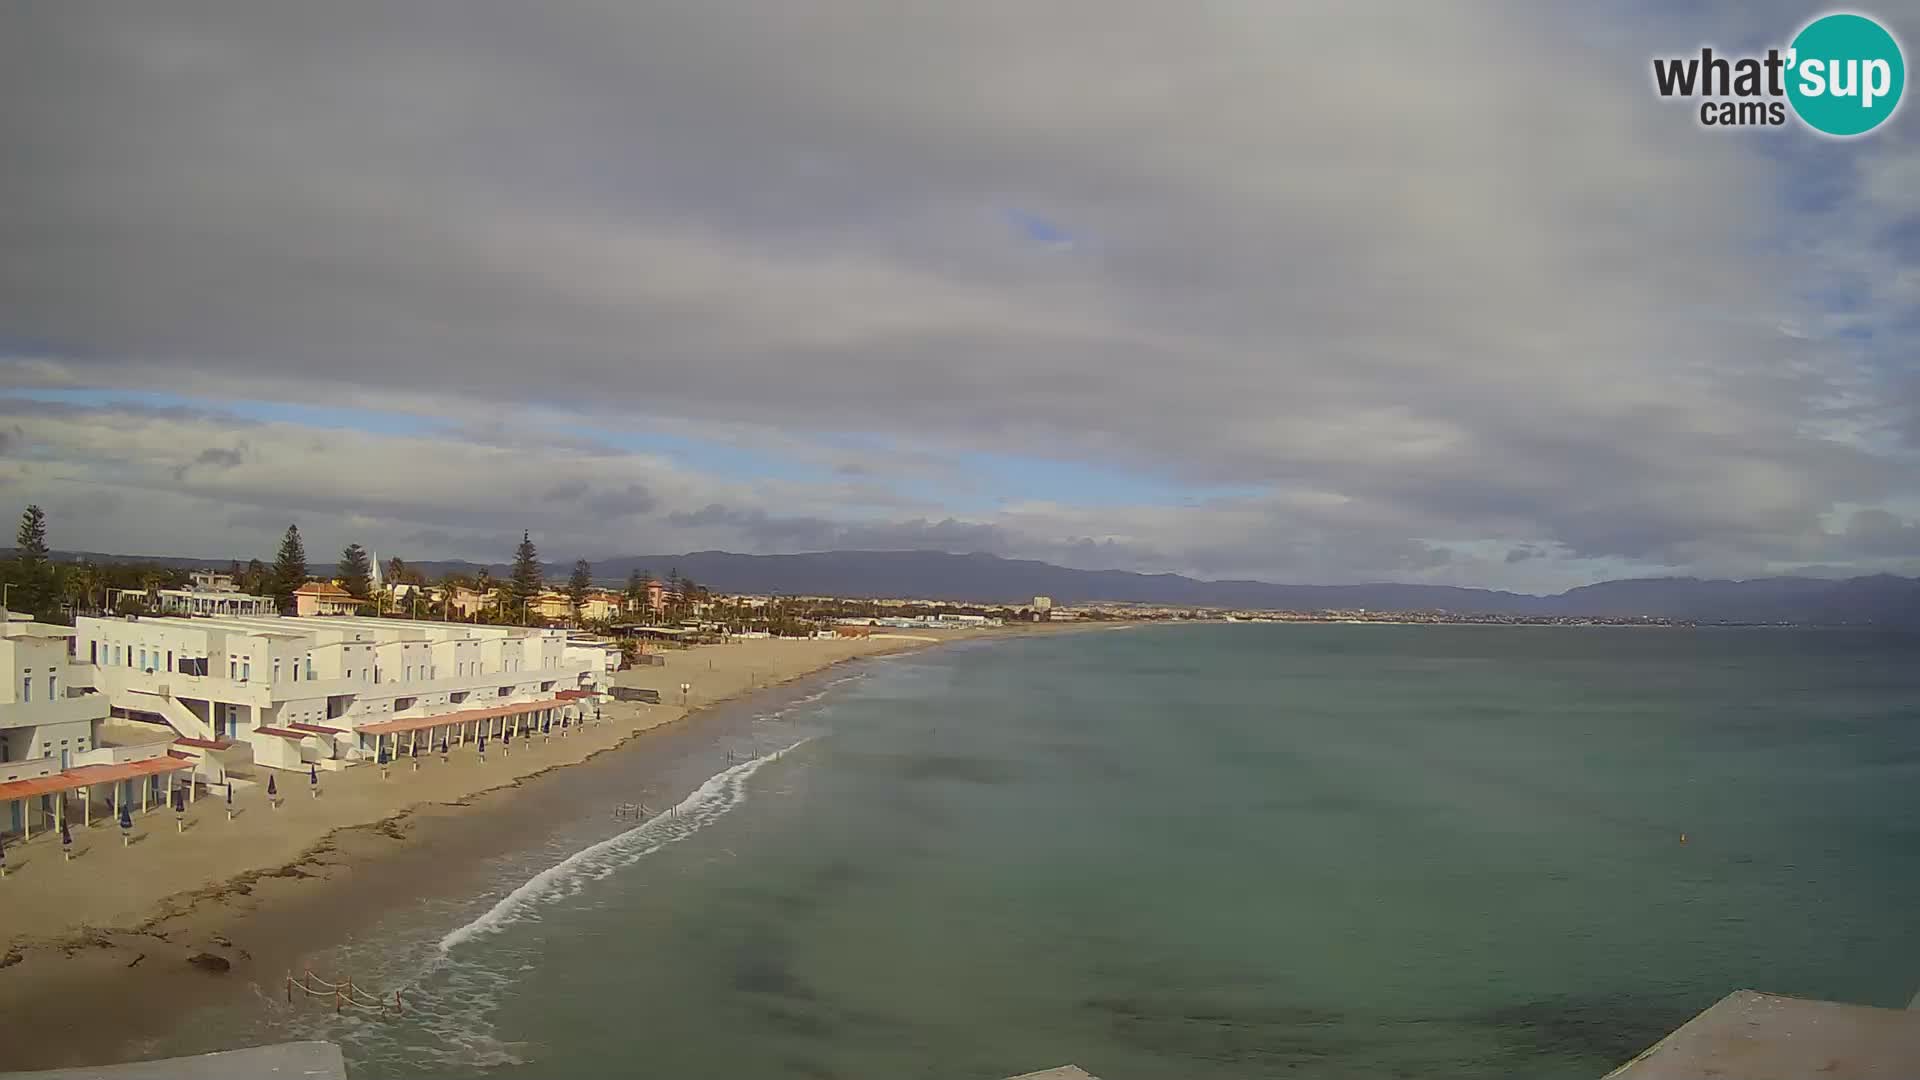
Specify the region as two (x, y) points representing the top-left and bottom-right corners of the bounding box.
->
(285, 968), (409, 1017)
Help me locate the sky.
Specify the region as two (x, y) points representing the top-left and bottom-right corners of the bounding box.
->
(1, 2), (1916, 593)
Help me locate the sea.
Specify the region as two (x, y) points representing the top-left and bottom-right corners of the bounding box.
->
(158, 624), (1920, 1078)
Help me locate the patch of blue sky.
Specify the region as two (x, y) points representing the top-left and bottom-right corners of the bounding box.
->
(1002, 207), (1075, 250)
(4, 387), (430, 436)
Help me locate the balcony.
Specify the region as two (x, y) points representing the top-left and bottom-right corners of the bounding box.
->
(0, 693), (109, 731)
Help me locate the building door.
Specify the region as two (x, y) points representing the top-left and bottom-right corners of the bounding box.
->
(215, 707), (228, 739)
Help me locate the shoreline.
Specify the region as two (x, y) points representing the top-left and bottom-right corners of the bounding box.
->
(0, 624), (1103, 1071)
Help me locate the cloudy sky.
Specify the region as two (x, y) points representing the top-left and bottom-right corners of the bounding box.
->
(3, 2), (1916, 592)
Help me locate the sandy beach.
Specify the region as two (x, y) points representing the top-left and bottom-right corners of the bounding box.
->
(0, 628), (1043, 1071)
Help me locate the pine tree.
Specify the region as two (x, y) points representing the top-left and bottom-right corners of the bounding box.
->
(387, 556), (408, 586)
(625, 568), (645, 614)
(11, 504), (55, 617)
(567, 559), (593, 616)
(339, 543), (374, 600)
(244, 558), (268, 595)
(665, 568), (683, 623)
(272, 524), (308, 613)
(509, 531), (543, 624)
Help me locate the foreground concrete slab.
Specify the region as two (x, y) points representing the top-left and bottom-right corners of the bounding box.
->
(1605, 990), (1920, 1079)
(1005, 1069), (1098, 1080)
(2, 1042), (346, 1080)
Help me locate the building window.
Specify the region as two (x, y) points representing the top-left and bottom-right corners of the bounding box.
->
(20, 677), (30, 702)
(229, 658), (237, 679)
(242, 660), (251, 681)
(90, 641), (98, 664)
(139, 648), (148, 670)
(48, 674), (57, 700)
(167, 650), (174, 671)
(274, 658), (282, 683)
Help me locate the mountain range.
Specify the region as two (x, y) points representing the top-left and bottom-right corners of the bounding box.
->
(20, 547), (1920, 627)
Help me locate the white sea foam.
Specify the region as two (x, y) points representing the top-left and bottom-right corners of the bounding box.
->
(438, 737), (815, 952)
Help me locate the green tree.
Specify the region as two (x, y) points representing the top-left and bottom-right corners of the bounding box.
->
(10, 504), (57, 618)
(509, 531), (543, 623)
(567, 559), (593, 617)
(243, 558), (268, 595)
(272, 524), (308, 613)
(665, 568), (683, 623)
(338, 543), (374, 600)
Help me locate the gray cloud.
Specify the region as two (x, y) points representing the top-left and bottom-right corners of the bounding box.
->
(1, 3), (1916, 587)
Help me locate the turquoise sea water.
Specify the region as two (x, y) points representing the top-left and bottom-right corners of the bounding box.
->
(184, 625), (1920, 1078)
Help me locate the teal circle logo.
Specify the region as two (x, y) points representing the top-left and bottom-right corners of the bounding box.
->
(1787, 13), (1905, 136)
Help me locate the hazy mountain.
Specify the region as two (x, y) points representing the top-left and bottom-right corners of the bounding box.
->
(28, 547), (1914, 626)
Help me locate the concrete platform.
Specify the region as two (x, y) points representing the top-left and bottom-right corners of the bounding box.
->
(2, 1042), (346, 1080)
(1005, 1070), (1098, 1080)
(1605, 990), (1920, 1079)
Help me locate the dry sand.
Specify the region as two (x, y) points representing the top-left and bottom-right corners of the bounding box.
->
(0, 629), (1044, 1070)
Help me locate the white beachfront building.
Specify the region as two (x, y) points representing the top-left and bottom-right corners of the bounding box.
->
(3, 613), (199, 839)
(72, 613), (608, 773)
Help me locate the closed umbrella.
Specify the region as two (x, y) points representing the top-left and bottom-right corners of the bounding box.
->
(118, 803), (132, 845)
(62, 820), (74, 859)
(309, 763), (319, 798)
(267, 773), (278, 809)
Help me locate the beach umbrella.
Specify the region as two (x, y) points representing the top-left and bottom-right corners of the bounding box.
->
(1, 828), (8, 876)
(377, 744), (390, 766)
(226, 782), (233, 805)
(541, 715), (550, 734)
(309, 763), (318, 785)
(62, 820), (74, 859)
(267, 773), (277, 800)
(118, 803), (132, 845)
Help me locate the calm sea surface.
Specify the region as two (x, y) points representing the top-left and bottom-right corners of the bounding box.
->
(173, 625), (1920, 1078)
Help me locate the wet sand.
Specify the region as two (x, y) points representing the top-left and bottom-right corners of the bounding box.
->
(0, 630), (1035, 1071)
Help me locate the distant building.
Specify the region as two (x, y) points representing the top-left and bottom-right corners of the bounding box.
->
(446, 586), (491, 619)
(189, 571), (238, 592)
(293, 582), (360, 617)
(151, 585), (277, 617)
(527, 590), (572, 621)
(1033, 596), (1053, 612)
(580, 590), (624, 622)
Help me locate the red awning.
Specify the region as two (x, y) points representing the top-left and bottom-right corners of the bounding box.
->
(555, 689), (595, 700)
(356, 697), (569, 737)
(252, 726), (309, 739)
(0, 755), (196, 802)
(289, 723), (346, 736)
